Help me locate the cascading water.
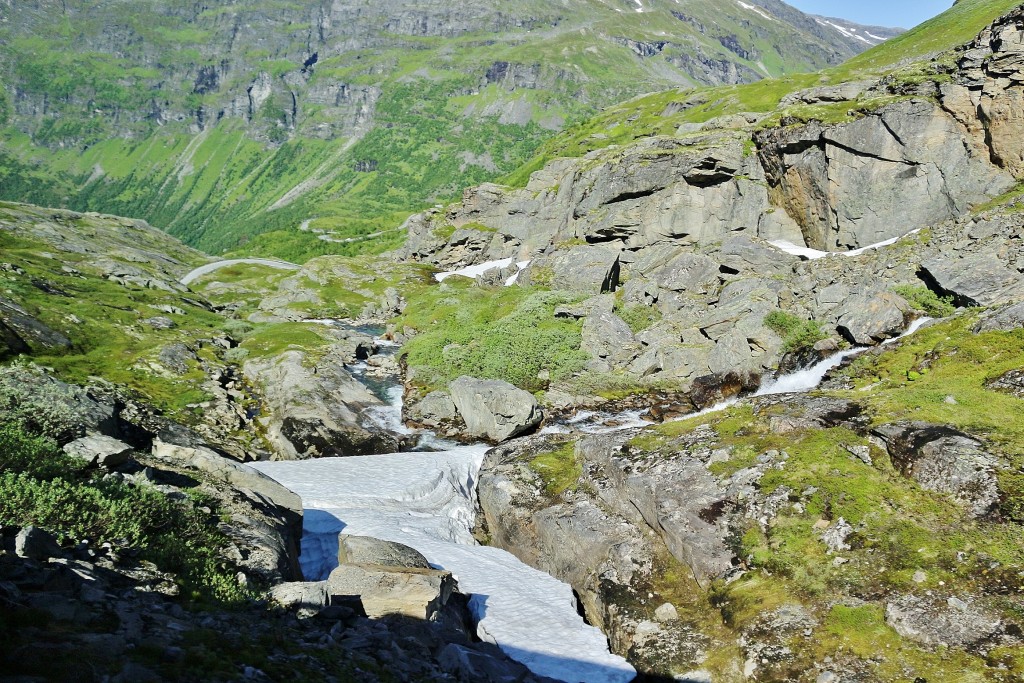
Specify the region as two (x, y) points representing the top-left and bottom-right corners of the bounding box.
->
(251, 334), (636, 683)
(678, 317), (935, 419)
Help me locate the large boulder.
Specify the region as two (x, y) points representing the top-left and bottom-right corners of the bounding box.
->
(338, 534), (431, 570)
(581, 311), (641, 370)
(326, 563), (456, 620)
(243, 347), (399, 458)
(871, 422), (1000, 517)
(406, 390), (458, 428)
(449, 376), (543, 442)
(834, 292), (911, 345)
(921, 255), (1022, 307)
(63, 434), (133, 468)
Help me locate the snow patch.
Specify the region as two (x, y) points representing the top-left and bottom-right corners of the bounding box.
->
(252, 451), (636, 683)
(737, 1), (773, 22)
(434, 258), (514, 282)
(768, 229), (920, 261)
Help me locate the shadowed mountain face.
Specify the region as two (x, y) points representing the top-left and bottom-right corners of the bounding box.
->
(0, 0), (893, 259)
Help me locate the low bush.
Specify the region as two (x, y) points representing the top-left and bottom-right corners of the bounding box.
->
(764, 310), (827, 352)
(893, 284), (956, 317)
(0, 420), (249, 604)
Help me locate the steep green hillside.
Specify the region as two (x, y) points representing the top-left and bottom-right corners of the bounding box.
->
(0, 0), (889, 260)
(504, 0), (1023, 184)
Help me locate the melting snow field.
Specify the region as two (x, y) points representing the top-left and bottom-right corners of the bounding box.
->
(769, 229), (921, 261)
(252, 450), (636, 683)
(434, 258), (531, 285)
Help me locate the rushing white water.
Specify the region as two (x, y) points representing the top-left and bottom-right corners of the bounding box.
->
(769, 229), (921, 261)
(252, 450), (636, 683)
(670, 317), (934, 421)
(542, 408), (653, 435)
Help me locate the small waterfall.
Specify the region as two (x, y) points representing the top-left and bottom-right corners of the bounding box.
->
(675, 317), (934, 420)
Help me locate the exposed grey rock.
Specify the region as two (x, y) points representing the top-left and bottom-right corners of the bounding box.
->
(157, 343), (195, 375)
(326, 563), (455, 620)
(553, 293), (615, 319)
(15, 526), (62, 561)
(0, 296), (71, 351)
(449, 376), (542, 442)
(821, 518), (853, 553)
(921, 254), (1022, 307)
(338, 535), (430, 570)
(986, 369), (1024, 397)
(834, 292), (911, 345)
(63, 434), (134, 468)
(527, 244), (621, 293)
(581, 311), (640, 369)
(885, 594), (1002, 648)
(243, 347), (398, 458)
(871, 422), (1000, 517)
(142, 316), (176, 330)
(973, 301), (1024, 333)
(758, 99), (1016, 251)
(657, 252), (721, 293)
(654, 602), (679, 623)
(752, 395), (866, 434)
(406, 390), (458, 427)
(267, 581), (329, 616)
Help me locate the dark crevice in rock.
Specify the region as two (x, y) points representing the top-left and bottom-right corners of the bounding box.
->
(604, 188), (661, 205)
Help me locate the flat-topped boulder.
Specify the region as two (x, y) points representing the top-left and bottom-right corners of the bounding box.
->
(449, 376), (543, 442)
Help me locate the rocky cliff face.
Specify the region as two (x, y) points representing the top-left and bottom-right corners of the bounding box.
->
(397, 7), (1024, 402)
(0, 0), (894, 257)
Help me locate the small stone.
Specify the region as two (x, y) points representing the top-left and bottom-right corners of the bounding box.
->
(817, 672), (838, 683)
(913, 570), (927, 584)
(654, 602), (679, 623)
(944, 395), (958, 405)
(832, 557), (849, 567)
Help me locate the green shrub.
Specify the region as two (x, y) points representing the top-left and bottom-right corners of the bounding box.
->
(893, 285), (956, 317)
(400, 284), (588, 392)
(0, 421), (249, 604)
(0, 364), (84, 443)
(764, 310), (827, 352)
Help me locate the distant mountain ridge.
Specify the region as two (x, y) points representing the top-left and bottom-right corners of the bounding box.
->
(0, 0), (896, 259)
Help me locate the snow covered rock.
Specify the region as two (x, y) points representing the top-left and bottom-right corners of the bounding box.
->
(449, 376), (542, 442)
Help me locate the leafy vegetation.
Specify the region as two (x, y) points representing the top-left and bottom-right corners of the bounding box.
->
(398, 280), (589, 393)
(764, 310), (828, 352)
(529, 443), (581, 498)
(0, 420), (249, 604)
(893, 284), (956, 317)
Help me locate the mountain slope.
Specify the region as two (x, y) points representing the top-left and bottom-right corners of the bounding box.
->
(0, 0), (894, 259)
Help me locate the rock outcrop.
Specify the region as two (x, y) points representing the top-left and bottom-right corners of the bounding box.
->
(449, 376), (543, 442)
(244, 347), (400, 458)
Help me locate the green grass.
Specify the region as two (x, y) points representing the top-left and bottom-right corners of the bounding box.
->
(398, 280), (589, 393)
(764, 310), (827, 353)
(893, 284), (956, 317)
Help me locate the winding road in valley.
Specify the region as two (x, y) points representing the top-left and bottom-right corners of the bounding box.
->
(180, 258), (300, 286)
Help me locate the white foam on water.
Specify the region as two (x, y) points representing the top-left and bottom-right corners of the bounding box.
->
(252, 450), (635, 683)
